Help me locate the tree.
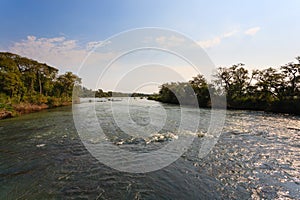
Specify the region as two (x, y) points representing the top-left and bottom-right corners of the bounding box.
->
(159, 83), (179, 104)
(95, 89), (105, 97)
(0, 55), (24, 100)
(214, 63), (249, 100)
(280, 57), (300, 97)
(55, 72), (81, 97)
(189, 74), (210, 106)
(254, 67), (284, 101)
(0, 52), (86, 109)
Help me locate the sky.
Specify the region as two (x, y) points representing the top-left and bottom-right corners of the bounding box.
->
(1, 0), (300, 93)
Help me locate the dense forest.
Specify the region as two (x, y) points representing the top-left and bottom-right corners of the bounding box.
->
(0, 52), (81, 118)
(149, 57), (300, 115)
(1, 52), (300, 118)
(0, 52), (150, 119)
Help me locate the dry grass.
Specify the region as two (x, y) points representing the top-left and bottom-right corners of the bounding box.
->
(13, 103), (49, 114)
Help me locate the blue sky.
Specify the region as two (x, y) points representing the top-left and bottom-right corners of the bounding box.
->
(1, 0), (300, 92)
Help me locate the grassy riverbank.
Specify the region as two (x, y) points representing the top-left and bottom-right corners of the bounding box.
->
(0, 97), (72, 119)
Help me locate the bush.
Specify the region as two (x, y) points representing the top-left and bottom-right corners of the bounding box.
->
(47, 97), (62, 107)
(23, 94), (48, 105)
(0, 93), (10, 104)
(269, 99), (300, 115)
(0, 103), (13, 111)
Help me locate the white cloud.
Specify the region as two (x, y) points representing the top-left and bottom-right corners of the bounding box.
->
(7, 36), (121, 90)
(244, 27), (261, 36)
(86, 40), (111, 50)
(223, 30), (238, 38)
(27, 35), (36, 41)
(155, 35), (186, 48)
(8, 36), (114, 73)
(44, 37), (65, 43)
(86, 41), (103, 50)
(9, 36), (84, 70)
(197, 30), (238, 49)
(197, 37), (222, 48)
(197, 26), (260, 49)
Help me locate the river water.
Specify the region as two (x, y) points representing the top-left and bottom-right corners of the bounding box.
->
(0, 98), (299, 199)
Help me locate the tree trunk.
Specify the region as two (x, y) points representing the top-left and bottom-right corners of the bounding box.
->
(39, 78), (42, 94)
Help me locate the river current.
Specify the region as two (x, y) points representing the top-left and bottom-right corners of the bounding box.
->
(0, 98), (299, 199)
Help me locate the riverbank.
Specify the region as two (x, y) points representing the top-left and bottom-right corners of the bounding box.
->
(0, 52), (81, 120)
(148, 97), (300, 115)
(0, 101), (72, 120)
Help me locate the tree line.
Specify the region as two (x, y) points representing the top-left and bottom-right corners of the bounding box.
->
(149, 57), (300, 115)
(0, 52), (81, 109)
(1, 52), (299, 115)
(79, 87), (150, 98)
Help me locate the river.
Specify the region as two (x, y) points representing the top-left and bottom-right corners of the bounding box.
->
(0, 98), (299, 199)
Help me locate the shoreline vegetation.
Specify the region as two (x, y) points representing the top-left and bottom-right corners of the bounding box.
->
(1, 52), (300, 119)
(148, 58), (300, 115)
(0, 52), (150, 119)
(0, 52), (80, 119)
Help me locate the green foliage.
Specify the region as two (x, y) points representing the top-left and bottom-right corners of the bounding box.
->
(22, 94), (48, 105)
(2, 51), (300, 116)
(0, 93), (10, 104)
(212, 58), (300, 114)
(158, 81), (204, 106)
(95, 89), (108, 97)
(154, 57), (300, 114)
(79, 87), (95, 97)
(131, 93), (150, 98)
(0, 52), (81, 112)
(0, 103), (13, 111)
(147, 94), (160, 101)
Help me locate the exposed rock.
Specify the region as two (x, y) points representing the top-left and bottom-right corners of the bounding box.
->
(0, 110), (13, 119)
(197, 132), (205, 138)
(114, 132), (179, 145)
(36, 144), (46, 147)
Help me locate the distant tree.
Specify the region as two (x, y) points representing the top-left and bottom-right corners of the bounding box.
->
(254, 67), (284, 101)
(95, 89), (105, 97)
(152, 57), (300, 114)
(280, 57), (300, 97)
(214, 63), (249, 100)
(189, 74), (210, 106)
(159, 83), (179, 104)
(107, 91), (112, 97)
